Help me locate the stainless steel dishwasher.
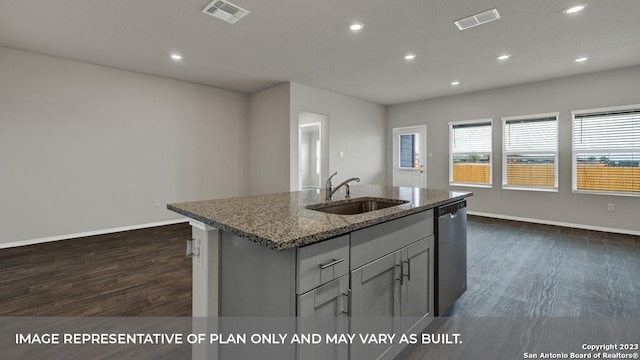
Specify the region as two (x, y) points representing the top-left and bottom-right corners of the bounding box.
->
(435, 199), (467, 315)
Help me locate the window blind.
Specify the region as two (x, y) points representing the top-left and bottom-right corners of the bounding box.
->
(451, 122), (492, 153)
(572, 108), (640, 195)
(450, 121), (492, 185)
(503, 116), (558, 190)
(574, 110), (640, 150)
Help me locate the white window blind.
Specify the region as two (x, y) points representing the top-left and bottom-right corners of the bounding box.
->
(572, 106), (640, 195)
(449, 120), (492, 186)
(503, 114), (558, 190)
(451, 122), (492, 153)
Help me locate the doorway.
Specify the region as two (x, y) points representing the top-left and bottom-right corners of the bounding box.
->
(299, 122), (321, 189)
(299, 112), (329, 190)
(393, 125), (427, 188)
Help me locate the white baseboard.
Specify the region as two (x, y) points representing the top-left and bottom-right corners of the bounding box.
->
(468, 211), (640, 237)
(0, 218), (190, 249)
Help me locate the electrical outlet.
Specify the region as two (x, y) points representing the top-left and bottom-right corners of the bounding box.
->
(339, 151), (344, 158)
(607, 203), (615, 212)
(195, 239), (202, 266)
(153, 200), (160, 208)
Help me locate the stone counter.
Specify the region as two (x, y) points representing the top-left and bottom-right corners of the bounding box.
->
(167, 185), (472, 250)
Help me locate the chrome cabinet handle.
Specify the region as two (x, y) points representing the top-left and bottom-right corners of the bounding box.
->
(396, 263), (404, 286)
(341, 291), (350, 316)
(320, 258), (344, 269)
(403, 259), (411, 282)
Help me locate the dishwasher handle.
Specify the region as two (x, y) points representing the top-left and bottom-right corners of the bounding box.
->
(437, 200), (466, 217)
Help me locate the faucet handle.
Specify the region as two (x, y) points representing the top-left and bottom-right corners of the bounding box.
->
(325, 172), (338, 201)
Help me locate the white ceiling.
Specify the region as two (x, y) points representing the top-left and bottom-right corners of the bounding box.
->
(1, 0), (639, 105)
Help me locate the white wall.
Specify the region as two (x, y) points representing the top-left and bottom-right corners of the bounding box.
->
(290, 83), (387, 190)
(387, 66), (640, 233)
(248, 83), (291, 195)
(0, 47), (249, 245)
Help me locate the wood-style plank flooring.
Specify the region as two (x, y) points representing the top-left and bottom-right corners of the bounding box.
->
(449, 216), (640, 317)
(0, 223), (192, 316)
(1, 217), (639, 317)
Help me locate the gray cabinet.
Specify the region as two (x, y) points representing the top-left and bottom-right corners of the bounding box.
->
(351, 211), (433, 270)
(350, 239), (433, 360)
(297, 275), (349, 360)
(349, 212), (435, 360)
(217, 209), (436, 360)
(400, 237), (433, 332)
(397, 236), (434, 354)
(350, 251), (400, 360)
(297, 235), (349, 294)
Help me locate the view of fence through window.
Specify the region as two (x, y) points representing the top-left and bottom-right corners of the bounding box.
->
(450, 121), (492, 185)
(503, 115), (558, 189)
(449, 107), (639, 194)
(575, 154), (640, 192)
(573, 108), (640, 195)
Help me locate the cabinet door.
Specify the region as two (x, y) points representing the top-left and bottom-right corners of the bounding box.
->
(297, 275), (349, 360)
(350, 251), (401, 360)
(399, 236), (434, 338)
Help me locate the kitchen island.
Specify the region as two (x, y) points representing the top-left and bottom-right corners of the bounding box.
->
(168, 185), (471, 360)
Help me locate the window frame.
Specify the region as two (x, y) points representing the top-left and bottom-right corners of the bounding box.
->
(449, 118), (493, 188)
(398, 133), (420, 170)
(571, 104), (640, 197)
(501, 112), (559, 192)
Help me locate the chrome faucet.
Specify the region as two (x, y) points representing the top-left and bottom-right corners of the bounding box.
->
(325, 172), (338, 200)
(325, 172), (360, 200)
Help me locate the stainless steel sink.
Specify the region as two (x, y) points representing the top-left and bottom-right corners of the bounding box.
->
(306, 197), (409, 215)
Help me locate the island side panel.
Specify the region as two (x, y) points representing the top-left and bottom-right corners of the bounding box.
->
(189, 220), (221, 360)
(190, 220), (220, 317)
(219, 231), (297, 316)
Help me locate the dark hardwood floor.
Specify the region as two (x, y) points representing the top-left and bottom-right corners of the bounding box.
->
(1, 216), (639, 317)
(0, 223), (192, 316)
(449, 216), (640, 317)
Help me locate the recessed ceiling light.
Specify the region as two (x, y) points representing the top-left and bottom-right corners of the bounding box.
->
(350, 23), (364, 31)
(575, 56), (588, 63)
(497, 54), (511, 61)
(170, 53), (183, 61)
(404, 53), (417, 61)
(564, 5), (585, 14)
(451, 81), (460, 86)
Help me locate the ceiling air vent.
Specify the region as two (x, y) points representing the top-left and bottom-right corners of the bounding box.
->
(202, 0), (249, 24)
(454, 9), (500, 30)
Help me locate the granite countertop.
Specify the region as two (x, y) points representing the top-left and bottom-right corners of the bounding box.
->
(167, 185), (472, 251)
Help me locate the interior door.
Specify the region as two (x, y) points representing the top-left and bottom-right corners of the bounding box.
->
(298, 275), (349, 360)
(393, 126), (427, 188)
(350, 252), (400, 360)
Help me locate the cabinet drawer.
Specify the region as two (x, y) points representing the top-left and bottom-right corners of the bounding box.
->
(297, 235), (349, 294)
(351, 210), (433, 270)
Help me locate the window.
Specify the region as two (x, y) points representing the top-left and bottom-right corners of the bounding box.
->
(399, 133), (421, 169)
(449, 119), (492, 187)
(502, 113), (558, 191)
(572, 105), (640, 196)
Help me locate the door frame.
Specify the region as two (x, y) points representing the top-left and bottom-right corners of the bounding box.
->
(298, 111), (329, 190)
(392, 125), (427, 188)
